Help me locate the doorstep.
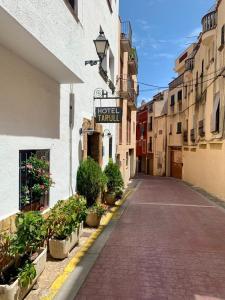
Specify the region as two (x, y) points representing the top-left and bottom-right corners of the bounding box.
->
(24, 184), (137, 300)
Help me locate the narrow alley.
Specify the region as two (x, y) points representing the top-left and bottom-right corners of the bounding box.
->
(75, 176), (225, 300)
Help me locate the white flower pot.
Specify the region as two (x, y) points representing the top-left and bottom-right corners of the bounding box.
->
(0, 247), (47, 300)
(49, 228), (79, 259)
(78, 221), (84, 238)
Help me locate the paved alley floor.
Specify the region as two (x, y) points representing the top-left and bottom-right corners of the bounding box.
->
(75, 176), (225, 300)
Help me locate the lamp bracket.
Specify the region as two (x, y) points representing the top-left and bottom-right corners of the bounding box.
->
(85, 60), (100, 66)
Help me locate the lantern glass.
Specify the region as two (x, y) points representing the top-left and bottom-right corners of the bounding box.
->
(94, 31), (109, 61)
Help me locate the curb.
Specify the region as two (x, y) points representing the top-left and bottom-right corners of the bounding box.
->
(41, 189), (133, 300)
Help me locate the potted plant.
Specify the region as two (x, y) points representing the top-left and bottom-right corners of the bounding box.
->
(86, 203), (107, 228)
(48, 196), (86, 259)
(104, 160), (124, 205)
(0, 211), (47, 300)
(76, 157), (104, 207)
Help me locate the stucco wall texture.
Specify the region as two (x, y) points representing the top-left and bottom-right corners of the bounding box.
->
(0, 0), (120, 221)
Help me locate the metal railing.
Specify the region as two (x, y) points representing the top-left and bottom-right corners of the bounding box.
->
(202, 10), (217, 33)
(121, 21), (132, 46)
(185, 58), (194, 71)
(169, 73), (184, 90)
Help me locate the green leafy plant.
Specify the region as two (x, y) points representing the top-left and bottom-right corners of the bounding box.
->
(46, 197), (86, 240)
(0, 233), (13, 274)
(76, 157), (104, 207)
(68, 195), (87, 223)
(11, 211), (47, 256)
(18, 261), (36, 288)
(87, 203), (107, 217)
(104, 160), (124, 194)
(21, 154), (54, 206)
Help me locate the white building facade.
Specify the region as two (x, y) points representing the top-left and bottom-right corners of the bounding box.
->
(0, 0), (120, 226)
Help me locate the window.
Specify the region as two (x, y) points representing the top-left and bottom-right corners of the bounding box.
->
(177, 90), (182, 101)
(177, 122), (182, 134)
(211, 93), (220, 133)
(66, 0), (78, 18)
(148, 137), (153, 152)
(221, 25), (225, 47)
(169, 124), (173, 135)
(148, 116), (153, 131)
(109, 137), (112, 159)
(170, 95), (175, 106)
(19, 149), (50, 211)
(198, 120), (205, 137)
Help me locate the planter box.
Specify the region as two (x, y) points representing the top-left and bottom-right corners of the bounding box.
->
(0, 247), (47, 300)
(78, 221), (84, 238)
(49, 228), (79, 259)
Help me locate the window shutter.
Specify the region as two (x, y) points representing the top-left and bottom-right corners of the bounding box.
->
(211, 93), (220, 132)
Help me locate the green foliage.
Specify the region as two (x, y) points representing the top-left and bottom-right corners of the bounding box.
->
(18, 261), (36, 288)
(21, 154), (54, 205)
(77, 157), (104, 207)
(0, 233), (13, 273)
(87, 203), (107, 217)
(46, 196), (87, 240)
(12, 211), (47, 255)
(104, 160), (124, 194)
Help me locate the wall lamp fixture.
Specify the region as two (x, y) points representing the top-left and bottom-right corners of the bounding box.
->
(85, 30), (109, 66)
(102, 129), (112, 138)
(79, 128), (95, 136)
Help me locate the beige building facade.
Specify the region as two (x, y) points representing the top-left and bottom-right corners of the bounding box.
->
(117, 20), (138, 186)
(167, 0), (225, 200)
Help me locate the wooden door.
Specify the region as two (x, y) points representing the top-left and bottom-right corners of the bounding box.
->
(170, 148), (183, 179)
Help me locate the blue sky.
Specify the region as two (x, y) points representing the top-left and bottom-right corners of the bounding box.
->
(120, 0), (215, 105)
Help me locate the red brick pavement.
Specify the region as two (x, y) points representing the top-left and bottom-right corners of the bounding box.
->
(75, 177), (225, 300)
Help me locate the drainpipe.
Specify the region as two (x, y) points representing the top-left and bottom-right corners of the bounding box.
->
(69, 87), (75, 196)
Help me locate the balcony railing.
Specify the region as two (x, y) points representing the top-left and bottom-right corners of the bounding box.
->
(120, 75), (137, 107)
(185, 58), (194, 71)
(202, 10), (217, 33)
(169, 73), (184, 90)
(128, 48), (138, 75)
(121, 21), (132, 48)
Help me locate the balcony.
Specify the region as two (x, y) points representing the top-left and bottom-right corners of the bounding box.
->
(185, 58), (194, 71)
(201, 10), (217, 45)
(169, 73), (184, 90)
(121, 21), (132, 52)
(128, 48), (138, 75)
(120, 75), (137, 109)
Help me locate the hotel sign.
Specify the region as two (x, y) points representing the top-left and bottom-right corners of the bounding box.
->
(95, 107), (122, 123)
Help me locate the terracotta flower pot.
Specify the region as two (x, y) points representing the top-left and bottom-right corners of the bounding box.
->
(86, 212), (101, 228)
(104, 192), (116, 206)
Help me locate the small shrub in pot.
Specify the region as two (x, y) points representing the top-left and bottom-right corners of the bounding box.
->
(104, 160), (124, 205)
(76, 157), (103, 207)
(86, 203), (107, 228)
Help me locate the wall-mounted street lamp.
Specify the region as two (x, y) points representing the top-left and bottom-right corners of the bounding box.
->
(85, 30), (109, 66)
(79, 127), (95, 136)
(102, 129), (112, 138)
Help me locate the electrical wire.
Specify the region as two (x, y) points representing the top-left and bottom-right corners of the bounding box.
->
(120, 66), (225, 91)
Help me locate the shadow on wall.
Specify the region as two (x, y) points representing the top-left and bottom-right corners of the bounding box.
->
(0, 44), (60, 139)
